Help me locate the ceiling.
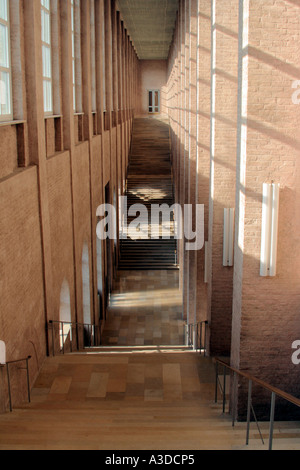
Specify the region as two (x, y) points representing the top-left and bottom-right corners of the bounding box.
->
(116, 0), (179, 60)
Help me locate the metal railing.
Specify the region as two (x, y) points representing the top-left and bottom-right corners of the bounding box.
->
(0, 356), (32, 412)
(48, 320), (101, 356)
(214, 358), (300, 450)
(186, 321), (209, 356)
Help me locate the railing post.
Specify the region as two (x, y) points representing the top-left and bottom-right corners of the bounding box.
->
(246, 379), (253, 445)
(223, 365), (226, 413)
(200, 322), (203, 352)
(185, 324), (189, 346)
(269, 392), (276, 451)
(215, 362), (219, 403)
(232, 371), (237, 427)
(0, 365), (6, 414)
(62, 322), (65, 354)
(204, 322), (208, 357)
(50, 321), (55, 357)
(6, 364), (12, 412)
(193, 327), (197, 351)
(26, 357), (31, 404)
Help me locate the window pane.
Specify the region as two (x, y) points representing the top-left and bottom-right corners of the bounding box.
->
(0, 70), (11, 116)
(41, 0), (50, 9)
(43, 80), (52, 113)
(41, 10), (50, 45)
(0, 0), (8, 21)
(42, 45), (52, 78)
(0, 23), (8, 68)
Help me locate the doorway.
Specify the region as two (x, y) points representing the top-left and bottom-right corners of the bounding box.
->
(148, 90), (160, 114)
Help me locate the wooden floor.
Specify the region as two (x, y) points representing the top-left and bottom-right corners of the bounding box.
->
(0, 351), (299, 450)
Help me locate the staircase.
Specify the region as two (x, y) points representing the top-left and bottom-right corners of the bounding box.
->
(0, 349), (299, 450)
(119, 116), (178, 271)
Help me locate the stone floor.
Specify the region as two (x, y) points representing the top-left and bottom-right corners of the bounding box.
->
(102, 270), (185, 347)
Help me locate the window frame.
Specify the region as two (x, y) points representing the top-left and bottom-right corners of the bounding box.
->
(41, 0), (53, 115)
(71, 0), (82, 114)
(71, 0), (76, 112)
(0, 0), (13, 122)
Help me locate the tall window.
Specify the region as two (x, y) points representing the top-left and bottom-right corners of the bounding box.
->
(0, 0), (12, 120)
(41, 0), (53, 114)
(71, 0), (82, 113)
(71, 0), (76, 111)
(90, 0), (96, 113)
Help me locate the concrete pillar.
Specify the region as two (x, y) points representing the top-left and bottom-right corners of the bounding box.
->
(187, 0), (198, 326)
(24, 0), (54, 335)
(196, 0), (211, 329)
(207, 0), (239, 356)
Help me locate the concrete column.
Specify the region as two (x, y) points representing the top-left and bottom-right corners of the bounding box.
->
(207, 0), (239, 356)
(178, 0), (186, 306)
(187, 0), (198, 326)
(81, 0), (98, 327)
(23, 0), (54, 337)
(196, 0), (211, 328)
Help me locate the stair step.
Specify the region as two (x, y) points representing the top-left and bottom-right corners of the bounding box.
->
(119, 115), (177, 270)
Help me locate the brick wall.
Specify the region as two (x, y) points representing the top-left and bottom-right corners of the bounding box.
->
(0, 167), (46, 404)
(167, 0), (300, 419)
(232, 0), (300, 419)
(0, 0), (138, 409)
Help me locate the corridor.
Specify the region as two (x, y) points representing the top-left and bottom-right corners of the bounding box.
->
(103, 116), (183, 347)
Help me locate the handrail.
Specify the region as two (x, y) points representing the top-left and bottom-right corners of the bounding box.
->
(215, 358), (300, 407)
(214, 358), (300, 450)
(0, 355), (32, 412)
(186, 321), (208, 356)
(48, 320), (101, 356)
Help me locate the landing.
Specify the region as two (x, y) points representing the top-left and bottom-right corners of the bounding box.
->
(102, 270), (185, 347)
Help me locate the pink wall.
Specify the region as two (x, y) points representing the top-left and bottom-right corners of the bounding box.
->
(139, 60), (167, 115)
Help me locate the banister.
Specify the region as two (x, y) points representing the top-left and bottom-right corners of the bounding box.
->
(1, 355), (32, 412)
(5, 355), (32, 365)
(48, 320), (101, 356)
(186, 320), (209, 356)
(215, 358), (300, 408)
(214, 357), (300, 450)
